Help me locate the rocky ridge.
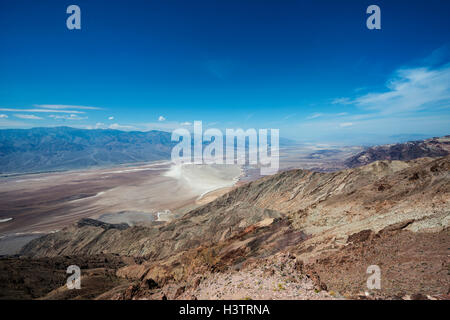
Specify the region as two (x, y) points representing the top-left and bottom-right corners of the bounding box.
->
(344, 136), (450, 167)
(8, 155), (450, 299)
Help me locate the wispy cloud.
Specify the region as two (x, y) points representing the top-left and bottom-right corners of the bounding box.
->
(296, 48), (450, 143)
(109, 123), (136, 130)
(14, 114), (43, 120)
(34, 104), (103, 110)
(306, 113), (323, 119)
(108, 116), (114, 120)
(141, 120), (199, 132)
(49, 114), (88, 120)
(331, 97), (351, 105)
(283, 113), (296, 120)
(335, 63), (450, 115)
(306, 112), (347, 120)
(158, 115), (166, 121)
(0, 108), (85, 114)
(420, 44), (450, 67)
(0, 114), (8, 118)
(82, 120), (196, 132)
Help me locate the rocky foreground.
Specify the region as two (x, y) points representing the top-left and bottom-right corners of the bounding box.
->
(1, 156), (449, 300)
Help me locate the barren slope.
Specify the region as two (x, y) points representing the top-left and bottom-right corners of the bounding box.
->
(14, 156), (450, 299)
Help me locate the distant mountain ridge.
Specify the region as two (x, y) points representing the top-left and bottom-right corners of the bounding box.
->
(0, 127), (175, 174)
(0, 126), (302, 175)
(1, 127), (448, 175)
(344, 135), (450, 168)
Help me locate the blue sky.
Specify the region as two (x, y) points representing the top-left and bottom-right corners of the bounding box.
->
(0, 0), (449, 144)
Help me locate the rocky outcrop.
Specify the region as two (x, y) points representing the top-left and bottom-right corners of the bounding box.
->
(304, 225), (449, 299)
(77, 218), (129, 231)
(0, 254), (132, 299)
(21, 205), (283, 259)
(344, 136), (450, 168)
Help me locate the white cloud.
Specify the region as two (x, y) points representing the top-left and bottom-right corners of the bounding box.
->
(76, 123), (107, 130)
(295, 108), (450, 145)
(141, 121), (189, 132)
(306, 113), (323, 119)
(14, 114), (43, 120)
(34, 104), (102, 110)
(312, 50), (450, 142)
(306, 112), (347, 120)
(283, 113), (296, 120)
(347, 64), (450, 114)
(109, 123), (135, 130)
(180, 121), (192, 126)
(331, 97), (352, 105)
(0, 114), (8, 118)
(158, 115), (166, 121)
(108, 116), (114, 120)
(49, 114), (87, 120)
(0, 108), (85, 114)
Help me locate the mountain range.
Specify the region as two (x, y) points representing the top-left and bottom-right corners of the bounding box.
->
(0, 127), (175, 174)
(1, 127), (449, 175)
